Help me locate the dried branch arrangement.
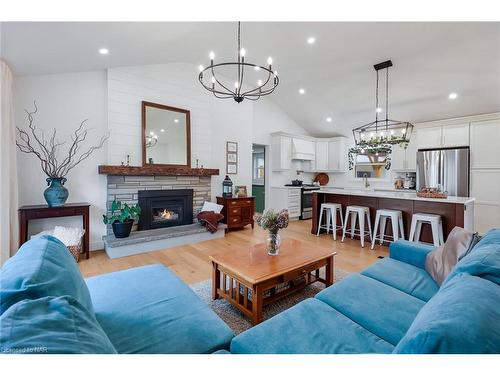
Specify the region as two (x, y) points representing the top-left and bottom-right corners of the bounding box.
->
(15, 102), (109, 178)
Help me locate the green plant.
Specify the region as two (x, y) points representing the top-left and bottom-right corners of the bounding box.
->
(102, 200), (141, 224)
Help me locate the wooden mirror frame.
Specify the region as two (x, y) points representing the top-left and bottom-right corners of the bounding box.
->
(141, 101), (191, 168)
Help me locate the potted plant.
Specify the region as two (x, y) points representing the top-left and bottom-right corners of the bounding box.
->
(102, 200), (141, 238)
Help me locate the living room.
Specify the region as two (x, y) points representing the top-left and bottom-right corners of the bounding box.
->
(1, 0), (499, 372)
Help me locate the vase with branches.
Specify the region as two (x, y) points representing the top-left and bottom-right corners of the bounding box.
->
(15, 102), (109, 207)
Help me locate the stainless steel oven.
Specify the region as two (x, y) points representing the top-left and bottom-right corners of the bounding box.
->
(300, 185), (320, 220)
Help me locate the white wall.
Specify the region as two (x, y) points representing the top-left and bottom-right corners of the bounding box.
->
(14, 71), (108, 250)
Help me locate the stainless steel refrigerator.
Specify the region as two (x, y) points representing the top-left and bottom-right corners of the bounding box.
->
(416, 147), (470, 197)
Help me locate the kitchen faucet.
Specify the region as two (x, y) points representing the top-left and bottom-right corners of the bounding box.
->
(363, 173), (370, 189)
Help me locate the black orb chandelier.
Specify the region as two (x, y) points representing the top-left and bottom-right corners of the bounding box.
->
(198, 22), (279, 103)
(352, 60), (414, 150)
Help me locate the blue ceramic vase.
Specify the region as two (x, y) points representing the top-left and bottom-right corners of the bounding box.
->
(44, 177), (69, 207)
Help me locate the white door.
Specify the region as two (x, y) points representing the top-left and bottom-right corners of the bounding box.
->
(417, 126), (442, 149)
(470, 119), (500, 169)
(315, 141), (329, 171)
(442, 123), (470, 147)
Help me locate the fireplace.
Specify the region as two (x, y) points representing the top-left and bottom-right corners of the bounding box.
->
(138, 189), (193, 230)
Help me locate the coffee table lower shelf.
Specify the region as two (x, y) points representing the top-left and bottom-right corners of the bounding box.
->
(211, 255), (335, 325)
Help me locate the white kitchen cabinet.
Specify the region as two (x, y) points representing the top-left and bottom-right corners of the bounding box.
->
(442, 123), (469, 147)
(416, 126), (443, 149)
(327, 137), (346, 172)
(315, 141), (329, 171)
(470, 119), (500, 169)
(391, 132), (417, 171)
(269, 187), (301, 219)
(470, 169), (500, 234)
(271, 135), (292, 171)
(417, 123), (469, 149)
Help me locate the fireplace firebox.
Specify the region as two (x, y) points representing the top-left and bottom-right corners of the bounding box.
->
(138, 189), (193, 230)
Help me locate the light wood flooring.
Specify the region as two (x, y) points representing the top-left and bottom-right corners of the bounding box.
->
(79, 220), (389, 284)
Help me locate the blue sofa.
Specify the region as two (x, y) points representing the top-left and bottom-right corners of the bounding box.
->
(0, 235), (234, 354)
(230, 229), (500, 354)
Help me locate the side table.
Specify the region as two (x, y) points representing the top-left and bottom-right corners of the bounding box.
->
(18, 203), (91, 259)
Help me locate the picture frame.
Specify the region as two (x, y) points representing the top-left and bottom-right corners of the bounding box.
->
(235, 185), (247, 197)
(226, 141), (238, 174)
(227, 141), (238, 153)
(227, 163), (237, 174)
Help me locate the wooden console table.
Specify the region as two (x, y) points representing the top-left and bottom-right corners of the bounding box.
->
(18, 203), (91, 259)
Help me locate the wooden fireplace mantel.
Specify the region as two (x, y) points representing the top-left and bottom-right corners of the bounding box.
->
(98, 165), (219, 177)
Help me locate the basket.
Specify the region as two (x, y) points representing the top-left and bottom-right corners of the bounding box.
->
(67, 241), (83, 263)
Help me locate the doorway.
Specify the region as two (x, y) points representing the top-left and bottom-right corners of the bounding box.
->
(252, 144), (266, 213)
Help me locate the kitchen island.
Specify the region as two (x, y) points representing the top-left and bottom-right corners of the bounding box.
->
(312, 188), (475, 244)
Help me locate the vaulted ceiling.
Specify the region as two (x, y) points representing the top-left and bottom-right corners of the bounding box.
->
(2, 22), (500, 136)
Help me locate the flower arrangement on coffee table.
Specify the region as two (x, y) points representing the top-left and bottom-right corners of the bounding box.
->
(254, 209), (289, 256)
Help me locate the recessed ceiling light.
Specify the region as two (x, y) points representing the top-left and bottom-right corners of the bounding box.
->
(307, 37), (316, 44)
(448, 92), (458, 100)
(174, 119), (179, 123)
(160, 129), (165, 132)
(376, 107), (383, 113)
(99, 48), (109, 55)
(299, 88), (305, 95)
(326, 117), (332, 122)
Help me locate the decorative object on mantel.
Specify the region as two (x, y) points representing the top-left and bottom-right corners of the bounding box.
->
(254, 209), (290, 256)
(102, 199), (142, 239)
(226, 141), (238, 174)
(15, 102), (109, 207)
(98, 165), (219, 176)
(235, 185), (248, 197)
(314, 173), (330, 186)
(222, 175), (233, 198)
(416, 187), (448, 199)
(198, 22), (279, 103)
(351, 60), (414, 152)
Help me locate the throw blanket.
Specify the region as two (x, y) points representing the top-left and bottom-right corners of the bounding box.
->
(197, 211), (224, 233)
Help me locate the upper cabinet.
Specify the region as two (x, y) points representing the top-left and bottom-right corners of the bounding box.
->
(416, 123), (469, 149)
(315, 141), (329, 171)
(391, 131), (417, 171)
(326, 138), (346, 172)
(271, 135), (292, 171)
(470, 119), (500, 169)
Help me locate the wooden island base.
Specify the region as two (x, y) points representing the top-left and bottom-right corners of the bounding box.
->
(312, 191), (474, 245)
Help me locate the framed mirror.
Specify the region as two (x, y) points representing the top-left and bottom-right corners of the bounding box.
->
(142, 101), (191, 167)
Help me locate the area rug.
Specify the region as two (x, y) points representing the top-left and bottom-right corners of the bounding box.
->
(190, 268), (349, 334)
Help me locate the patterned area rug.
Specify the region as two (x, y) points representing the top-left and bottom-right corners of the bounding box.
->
(190, 268), (349, 334)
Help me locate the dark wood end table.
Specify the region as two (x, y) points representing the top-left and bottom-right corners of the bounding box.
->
(18, 203), (91, 259)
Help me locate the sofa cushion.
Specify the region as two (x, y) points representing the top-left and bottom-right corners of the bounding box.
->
(315, 274), (425, 346)
(0, 235), (94, 315)
(362, 258), (438, 301)
(230, 298), (394, 354)
(389, 240), (435, 269)
(394, 273), (500, 353)
(85, 264), (234, 353)
(0, 296), (116, 354)
(443, 228), (500, 286)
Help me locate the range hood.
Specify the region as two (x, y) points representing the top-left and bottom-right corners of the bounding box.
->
(292, 138), (315, 160)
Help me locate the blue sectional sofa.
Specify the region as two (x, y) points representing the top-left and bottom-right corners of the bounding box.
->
(0, 235), (234, 354)
(230, 229), (500, 354)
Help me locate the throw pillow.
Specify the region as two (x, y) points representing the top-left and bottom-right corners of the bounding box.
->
(201, 201), (224, 214)
(425, 226), (474, 285)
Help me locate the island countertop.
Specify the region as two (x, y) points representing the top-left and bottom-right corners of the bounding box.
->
(318, 187), (475, 205)
(312, 189), (475, 243)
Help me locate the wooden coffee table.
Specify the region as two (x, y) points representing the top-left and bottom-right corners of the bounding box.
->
(210, 238), (337, 325)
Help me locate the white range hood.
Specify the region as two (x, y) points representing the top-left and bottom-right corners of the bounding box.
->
(292, 138), (315, 160)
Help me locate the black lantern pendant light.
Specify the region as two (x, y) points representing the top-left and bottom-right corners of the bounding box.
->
(198, 22), (279, 103)
(352, 60), (414, 149)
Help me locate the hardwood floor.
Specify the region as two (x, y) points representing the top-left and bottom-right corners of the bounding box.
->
(79, 220), (389, 284)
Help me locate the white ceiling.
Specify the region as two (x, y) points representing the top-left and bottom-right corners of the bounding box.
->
(2, 22), (500, 136)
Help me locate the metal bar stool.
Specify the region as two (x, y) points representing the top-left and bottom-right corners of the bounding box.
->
(371, 209), (405, 250)
(341, 205), (372, 248)
(317, 203), (344, 240)
(409, 213), (444, 247)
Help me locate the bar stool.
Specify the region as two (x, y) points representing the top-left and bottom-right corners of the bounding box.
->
(317, 203), (344, 240)
(409, 213), (444, 247)
(341, 206), (372, 248)
(371, 209), (405, 250)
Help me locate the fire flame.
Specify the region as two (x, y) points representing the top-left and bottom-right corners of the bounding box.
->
(160, 209), (174, 219)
